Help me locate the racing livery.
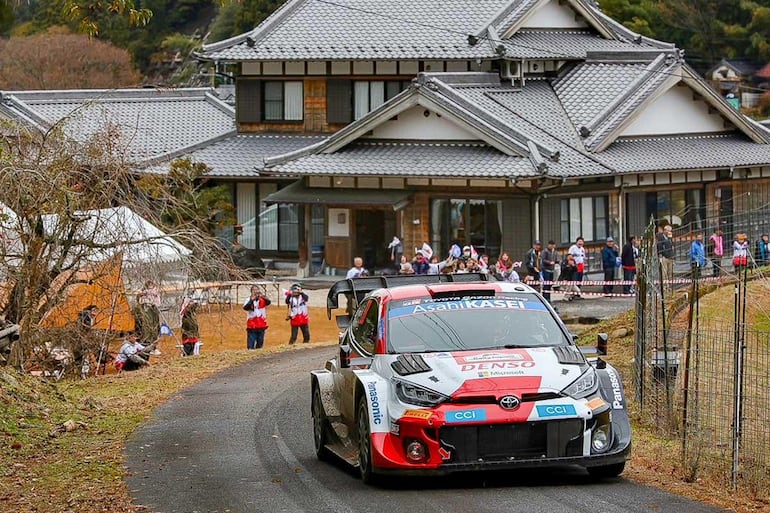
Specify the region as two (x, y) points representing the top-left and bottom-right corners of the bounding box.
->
(311, 274), (630, 484)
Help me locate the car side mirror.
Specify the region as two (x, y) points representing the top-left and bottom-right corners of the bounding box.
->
(336, 315), (350, 330)
(339, 344), (351, 369)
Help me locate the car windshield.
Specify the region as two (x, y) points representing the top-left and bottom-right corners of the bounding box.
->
(386, 294), (569, 353)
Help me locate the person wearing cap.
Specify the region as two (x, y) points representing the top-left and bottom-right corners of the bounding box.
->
(244, 285), (271, 350)
(525, 240), (542, 281)
(285, 283), (310, 344)
(602, 237), (619, 295)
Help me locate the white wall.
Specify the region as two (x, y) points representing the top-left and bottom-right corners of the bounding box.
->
(521, 0), (588, 29)
(328, 208), (350, 237)
(621, 85), (726, 137)
(368, 106), (479, 140)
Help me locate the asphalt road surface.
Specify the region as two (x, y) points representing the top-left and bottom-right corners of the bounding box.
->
(125, 347), (726, 513)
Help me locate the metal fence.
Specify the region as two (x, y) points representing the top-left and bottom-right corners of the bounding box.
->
(635, 208), (770, 495)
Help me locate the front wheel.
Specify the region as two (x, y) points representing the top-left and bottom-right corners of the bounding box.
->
(356, 396), (378, 484)
(587, 462), (626, 479)
(311, 385), (330, 461)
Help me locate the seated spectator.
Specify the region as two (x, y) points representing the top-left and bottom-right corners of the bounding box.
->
(412, 251), (430, 275)
(115, 331), (156, 371)
(399, 255), (415, 274)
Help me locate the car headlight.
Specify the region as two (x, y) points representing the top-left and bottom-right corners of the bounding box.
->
(394, 380), (449, 407)
(562, 369), (599, 399)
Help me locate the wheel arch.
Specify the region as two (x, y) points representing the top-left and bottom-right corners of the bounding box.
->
(311, 370), (340, 418)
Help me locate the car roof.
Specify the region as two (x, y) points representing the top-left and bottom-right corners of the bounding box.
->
(375, 281), (538, 302)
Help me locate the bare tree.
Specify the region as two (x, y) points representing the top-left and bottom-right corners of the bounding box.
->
(0, 116), (243, 373)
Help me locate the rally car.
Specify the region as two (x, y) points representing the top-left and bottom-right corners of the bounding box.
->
(311, 274), (630, 484)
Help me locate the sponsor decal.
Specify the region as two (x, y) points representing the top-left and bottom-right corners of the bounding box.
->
(586, 397), (607, 411)
(402, 409), (433, 420)
(606, 368), (624, 409)
(477, 370), (526, 377)
(462, 352), (525, 363)
(445, 408), (487, 423)
(536, 404), (577, 417)
(438, 447), (452, 460)
(461, 361), (536, 372)
(367, 382), (383, 425)
(388, 297), (547, 319)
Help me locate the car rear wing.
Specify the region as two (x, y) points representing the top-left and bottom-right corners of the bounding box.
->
(326, 273), (494, 319)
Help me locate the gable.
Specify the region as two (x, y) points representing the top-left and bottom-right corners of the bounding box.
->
(621, 84), (728, 137)
(521, 0), (589, 29)
(368, 105), (480, 140)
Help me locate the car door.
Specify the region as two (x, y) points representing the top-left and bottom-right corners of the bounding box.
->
(340, 298), (379, 423)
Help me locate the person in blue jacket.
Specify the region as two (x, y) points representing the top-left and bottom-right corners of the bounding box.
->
(690, 233), (706, 279)
(601, 237), (619, 295)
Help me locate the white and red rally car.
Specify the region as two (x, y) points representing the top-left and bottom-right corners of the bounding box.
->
(311, 274), (630, 484)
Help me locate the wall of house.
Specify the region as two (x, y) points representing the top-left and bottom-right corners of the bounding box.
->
(520, 0), (589, 29)
(369, 107), (478, 140)
(402, 193), (431, 256)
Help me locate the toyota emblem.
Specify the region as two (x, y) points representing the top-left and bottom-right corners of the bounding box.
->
(499, 395), (520, 410)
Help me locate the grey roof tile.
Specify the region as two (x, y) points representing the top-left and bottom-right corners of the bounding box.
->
(265, 140), (537, 178)
(1, 88), (234, 163)
(596, 134), (770, 173)
(501, 29), (654, 59)
(145, 133), (327, 177)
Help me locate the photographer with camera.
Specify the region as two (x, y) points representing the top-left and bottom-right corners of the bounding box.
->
(244, 285), (271, 350)
(285, 283), (310, 345)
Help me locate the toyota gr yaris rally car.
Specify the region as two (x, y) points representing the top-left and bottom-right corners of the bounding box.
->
(311, 274), (630, 484)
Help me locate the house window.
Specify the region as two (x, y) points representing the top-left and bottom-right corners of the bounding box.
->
(263, 81), (303, 121)
(560, 196), (608, 243)
(646, 189), (705, 230)
(430, 198), (503, 258)
(353, 80), (410, 119)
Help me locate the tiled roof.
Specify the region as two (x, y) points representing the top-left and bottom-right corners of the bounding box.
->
(500, 29), (653, 59)
(595, 134), (770, 173)
(264, 140), (538, 178)
(145, 133), (327, 177)
(0, 88), (235, 163)
(201, 0), (511, 61)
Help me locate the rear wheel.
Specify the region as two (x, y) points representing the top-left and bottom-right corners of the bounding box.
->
(587, 462), (626, 479)
(311, 385), (330, 461)
(356, 395), (378, 484)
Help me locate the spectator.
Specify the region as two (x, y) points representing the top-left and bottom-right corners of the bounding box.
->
(346, 257), (368, 279)
(568, 237), (586, 282)
(733, 233), (750, 273)
(558, 254), (581, 300)
(525, 240), (542, 281)
(657, 225), (675, 292)
(387, 236), (404, 272)
(398, 255), (414, 274)
(601, 237), (619, 295)
(137, 280), (162, 347)
(244, 286), (271, 350)
(502, 265), (521, 283)
(115, 331), (156, 372)
(496, 252), (513, 273)
(428, 255), (453, 274)
(180, 298), (201, 356)
(454, 259), (468, 274)
(285, 283), (310, 344)
(412, 251), (430, 275)
(541, 240), (558, 303)
(478, 254), (490, 273)
(707, 228), (724, 277)
(78, 304), (98, 330)
(621, 236), (638, 295)
(690, 233), (706, 279)
(757, 234), (770, 266)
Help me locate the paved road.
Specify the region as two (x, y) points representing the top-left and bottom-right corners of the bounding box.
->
(125, 347), (725, 513)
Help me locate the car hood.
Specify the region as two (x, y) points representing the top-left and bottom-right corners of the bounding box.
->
(377, 347), (588, 397)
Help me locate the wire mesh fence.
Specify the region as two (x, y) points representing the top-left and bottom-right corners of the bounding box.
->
(635, 205), (770, 495)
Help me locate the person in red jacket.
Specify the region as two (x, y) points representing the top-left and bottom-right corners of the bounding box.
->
(285, 283), (310, 344)
(244, 286), (271, 349)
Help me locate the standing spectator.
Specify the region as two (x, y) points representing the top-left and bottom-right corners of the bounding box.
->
(657, 225), (675, 292)
(525, 240), (542, 281)
(757, 234), (770, 266)
(387, 236), (403, 273)
(478, 254), (490, 273)
(733, 233), (750, 273)
(244, 286), (271, 350)
(601, 237), (619, 295)
(346, 257), (368, 279)
(558, 254), (582, 300)
(540, 240), (558, 303)
(568, 237), (586, 282)
(496, 252), (514, 274)
(180, 298), (201, 356)
(690, 233), (706, 279)
(707, 228), (724, 277)
(621, 236), (638, 295)
(137, 280), (162, 347)
(285, 283), (310, 344)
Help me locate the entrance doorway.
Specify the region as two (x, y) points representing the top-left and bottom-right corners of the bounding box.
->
(355, 209), (396, 271)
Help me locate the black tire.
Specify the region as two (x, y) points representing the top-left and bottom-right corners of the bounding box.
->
(311, 385), (331, 461)
(356, 395), (378, 485)
(587, 462), (626, 479)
